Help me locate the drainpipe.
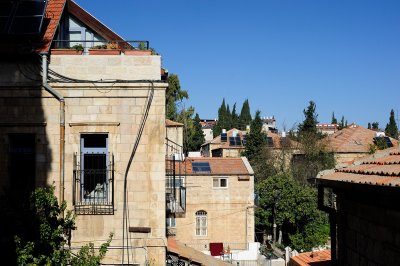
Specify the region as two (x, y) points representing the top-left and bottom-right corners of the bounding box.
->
(41, 53), (65, 211)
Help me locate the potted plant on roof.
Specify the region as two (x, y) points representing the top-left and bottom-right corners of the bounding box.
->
(51, 44), (84, 55)
(89, 42), (121, 55)
(123, 41), (152, 56)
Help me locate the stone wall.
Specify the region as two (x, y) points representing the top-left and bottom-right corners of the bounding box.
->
(336, 190), (400, 266)
(0, 54), (168, 265)
(175, 161), (254, 252)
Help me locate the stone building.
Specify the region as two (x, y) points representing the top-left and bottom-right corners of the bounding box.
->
(0, 0), (167, 264)
(317, 147), (400, 265)
(325, 124), (398, 165)
(167, 156), (257, 262)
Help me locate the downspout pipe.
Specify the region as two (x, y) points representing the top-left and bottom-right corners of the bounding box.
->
(41, 53), (65, 210)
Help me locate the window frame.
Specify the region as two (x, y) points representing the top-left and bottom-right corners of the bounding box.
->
(195, 210), (208, 236)
(212, 177), (228, 189)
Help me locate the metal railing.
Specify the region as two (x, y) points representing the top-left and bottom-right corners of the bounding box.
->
(165, 138), (186, 214)
(73, 154), (114, 215)
(51, 40), (151, 55)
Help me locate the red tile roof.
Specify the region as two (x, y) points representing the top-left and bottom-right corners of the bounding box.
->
(290, 250), (331, 266)
(318, 148), (400, 187)
(167, 238), (231, 266)
(36, 0), (66, 52)
(176, 157), (252, 176)
(166, 119), (184, 127)
(326, 125), (398, 153)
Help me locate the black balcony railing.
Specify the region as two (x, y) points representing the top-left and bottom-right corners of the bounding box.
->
(73, 154), (114, 215)
(51, 39), (150, 55)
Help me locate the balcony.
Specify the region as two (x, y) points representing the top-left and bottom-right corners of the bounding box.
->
(51, 40), (152, 55)
(165, 138), (186, 214)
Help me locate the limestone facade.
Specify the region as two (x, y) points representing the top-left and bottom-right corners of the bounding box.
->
(0, 54), (168, 265)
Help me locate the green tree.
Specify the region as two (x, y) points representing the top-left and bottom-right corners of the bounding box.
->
(372, 122), (379, 130)
(166, 74), (188, 120)
(331, 112), (337, 124)
(368, 122), (372, 129)
(338, 116), (345, 130)
(256, 174), (329, 250)
(297, 101), (318, 137)
(385, 109), (399, 139)
(239, 99), (252, 130)
(15, 187), (112, 266)
(226, 104), (232, 129)
(213, 99), (228, 137)
(231, 103), (239, 129)
(186, 113), (205, 152)
(242, 110), (267, 162)
(292, 101), (335, 184)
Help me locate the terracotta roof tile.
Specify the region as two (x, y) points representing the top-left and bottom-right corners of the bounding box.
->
(166, 119), (184, 127)
(319, 148), (400, 187)
(326, 125), (398, 153)
(36, 0), (66, 52)
(290, 250), (331, 266)
(174, 157), (252, 175)
(167, 238), (231, 266)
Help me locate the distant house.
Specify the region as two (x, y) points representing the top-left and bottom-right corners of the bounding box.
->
(261, 116), (278, 133)
(200, 119), (217, 142)
(168, 157), (258, 262)
(317, 124), (338, 136)
(201, 128), (246, 157)
(317, 148), (400, 265)
(326, 124), (398, 164)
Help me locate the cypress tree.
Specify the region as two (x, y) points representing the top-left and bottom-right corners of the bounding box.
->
(298, 101), (318, 136)
(239, 99), (252, 130)
(331, 112), (337, 124)
(226, 104), (232, 130)
(213, 99), (227, 137)
(231, 103), (239, 129)
(187, 113), (205, 151)
(368, 122), (371, 129)
(385, 109), (399, 139)
(242, 110), (267, 162)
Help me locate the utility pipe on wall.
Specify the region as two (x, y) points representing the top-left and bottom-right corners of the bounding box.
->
(41, 53), (65, 210)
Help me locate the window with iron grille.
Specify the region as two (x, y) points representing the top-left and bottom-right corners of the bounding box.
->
(195, 210), (207, 236)
(73, 134), (114, 215)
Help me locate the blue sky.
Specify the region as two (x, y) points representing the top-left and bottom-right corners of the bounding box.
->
(76, 0), (400, 131)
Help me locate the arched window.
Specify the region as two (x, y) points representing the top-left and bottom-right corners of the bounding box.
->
(195, 210), (207, 236)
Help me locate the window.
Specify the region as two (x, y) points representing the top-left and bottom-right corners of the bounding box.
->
(195, 210), (207, 236)
(166, 217), (176, 228)
(213, 177), (228, 188)
(166, 176), (185, 189)
(81, 134), (108, 202)
(74, 134), (114, 215)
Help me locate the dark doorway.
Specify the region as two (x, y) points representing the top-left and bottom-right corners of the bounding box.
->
(8, 134), (36, 200)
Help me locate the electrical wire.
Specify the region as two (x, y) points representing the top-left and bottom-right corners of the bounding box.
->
(122, 81), (154, 265)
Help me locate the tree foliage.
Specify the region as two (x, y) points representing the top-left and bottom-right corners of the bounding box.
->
(186, 113), (205, 152)
(297, 101), (318, 136)
(166, 74), (188, 121)
(242, 110), (267, 162)
(256, 174), (329, 251)
(239, 99), (252, 130)
(331, 112), (337, 124)
(385, 109), (399, 139)
(292, 101), (335, 184)
(15, 186), (112, 266)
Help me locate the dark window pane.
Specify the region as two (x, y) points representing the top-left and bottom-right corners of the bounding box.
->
(82, 134), (107, 148)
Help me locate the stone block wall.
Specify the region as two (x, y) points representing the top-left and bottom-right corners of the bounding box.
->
(336, 191), (400, 266)
(175, 165), (254, 252)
